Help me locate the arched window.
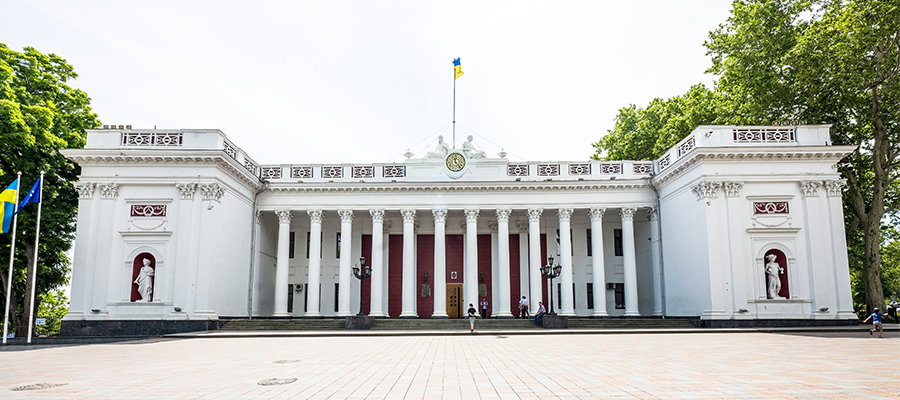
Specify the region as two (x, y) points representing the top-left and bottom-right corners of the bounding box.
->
(763, 249), (789, 299)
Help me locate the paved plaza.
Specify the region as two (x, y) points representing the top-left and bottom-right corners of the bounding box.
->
(0, 330), (897, 399)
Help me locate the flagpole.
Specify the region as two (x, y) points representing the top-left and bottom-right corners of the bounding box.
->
(2, 172), (22, 345)
(452, 69), (457, 149)
(25, 171), (43, 344)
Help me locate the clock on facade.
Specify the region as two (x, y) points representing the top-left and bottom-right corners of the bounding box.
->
(445, 152), (466, 172)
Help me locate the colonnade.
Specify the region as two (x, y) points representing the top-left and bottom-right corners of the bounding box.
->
(270, 207), (654, 317)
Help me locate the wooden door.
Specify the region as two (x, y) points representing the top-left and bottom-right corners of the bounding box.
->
(447, 284), (462, 319)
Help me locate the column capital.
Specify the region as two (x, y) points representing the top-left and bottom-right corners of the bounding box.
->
(432, 209), (448, 223)
(175, 183), (196, 200)
(589, 207), (605, 222)
(401, 209), (417, 223)
(800, 180), (822, 197)
(383, 220), (392, 234)
(619, 207), (637, 221)
(74, 182), (95, 199)
(488, 220), (498, 233)
(691, 181), (720, 200)
(496, 209), (511, 222)
(275, 210), (293, 224)
(723, 181), (744, 197)
(464, 209), (480, 223)
(338, 209), (354, 223)
(98, 183), (119, 199)
(527, 208), (543, 222)
(647, 207), (658, 221)
(307, 209), (323, 223)
(256, 210), (264, 224)
(516, 220), (530, 233)
(557, 208), (574, 222)
(199, 183), (225, 201)
(369, 209), (385, 223)
(824, 179), (846, 197)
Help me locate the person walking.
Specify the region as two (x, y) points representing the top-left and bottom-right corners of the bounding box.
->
(863, 308), (885, 338)
(519, 296), (529, 319)
(534, 301), (546, 326)
(467, 303), (478, 332)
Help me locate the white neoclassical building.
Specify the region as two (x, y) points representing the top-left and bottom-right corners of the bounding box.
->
(61, 124), (857, 335)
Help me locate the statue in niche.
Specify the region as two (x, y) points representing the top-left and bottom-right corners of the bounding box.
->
(425, 135), (451, 159)
(765, 254), (784, 299)
(134, 258), (155, 302)
(461, 135), (486, 159)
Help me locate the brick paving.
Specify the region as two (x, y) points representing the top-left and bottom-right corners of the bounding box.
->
(0, 330), (896, 399)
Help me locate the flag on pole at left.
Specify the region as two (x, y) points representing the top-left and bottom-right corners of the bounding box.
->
(453, 58), (464, 79)
(15, 176), (42, 214)
(1, 178), (19, 233)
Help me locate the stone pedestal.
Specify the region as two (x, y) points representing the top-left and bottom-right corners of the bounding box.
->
(345, 316), (374, 330)
(542, 315), (568, 329)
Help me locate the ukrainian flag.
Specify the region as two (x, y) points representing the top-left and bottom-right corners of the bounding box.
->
(453, 58), (463, 79)
(1, 178), (19, 233)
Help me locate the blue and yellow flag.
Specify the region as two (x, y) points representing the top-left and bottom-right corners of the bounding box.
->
(16, 176), (42, 214)
(1, 178), (19, 233)
(453, 58), (463, 79)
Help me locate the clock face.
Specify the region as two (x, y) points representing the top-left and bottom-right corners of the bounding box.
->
(446, 152), (466, 172)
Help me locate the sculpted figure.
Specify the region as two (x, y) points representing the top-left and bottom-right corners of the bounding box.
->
(135, 258), (155, 302)
(765, 254), (784, 299)
(426, 135), (451, 159)
(461, 135), (486, 159)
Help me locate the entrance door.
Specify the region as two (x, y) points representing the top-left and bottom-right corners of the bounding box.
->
(447, 284), (462, 319)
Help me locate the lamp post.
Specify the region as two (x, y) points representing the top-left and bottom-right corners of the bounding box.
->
(540, 256), (562, 316)
(352, 257), (372, 316)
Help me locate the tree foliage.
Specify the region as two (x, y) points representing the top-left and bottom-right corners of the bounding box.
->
(0, 44), (99, 337)
(592, 0), (900, 312)
(35, 289), (68, 336)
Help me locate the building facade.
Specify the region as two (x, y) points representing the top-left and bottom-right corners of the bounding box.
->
(61, 125), (857, 335)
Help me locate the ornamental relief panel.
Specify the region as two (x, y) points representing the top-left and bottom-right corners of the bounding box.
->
(127, 202), (170, 232)
(750, 200), (793, 229)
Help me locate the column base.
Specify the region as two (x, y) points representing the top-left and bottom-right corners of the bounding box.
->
(368, 312), (387, 318)
(494, 312), (514, 318)
(399, 312), (418, 318)
(273, 312), (290, 317)
(430, 315), (449, 319)
(591, 311), (609, 317)
(335, 312), (352, 317)
(624, 311), (641, 317)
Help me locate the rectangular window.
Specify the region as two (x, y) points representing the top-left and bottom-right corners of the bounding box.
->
(336, 232), (341, 259)
(614, 283), (625, 309)
(614, 229), (623, 257)
(557, 283), (561, 308)
(334, 283), (340, 313)
(289, 232), (295, 259)
(586, 283), (594, 309)
(303, 283), (308, 313)
(287, 284), (294, 313)
(586, 229), (592, 256)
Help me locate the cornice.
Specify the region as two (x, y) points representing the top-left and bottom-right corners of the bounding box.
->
(652, 145), (856, 186)
(265, 180), (649, 194)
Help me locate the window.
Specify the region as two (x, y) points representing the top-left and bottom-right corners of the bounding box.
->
(287, 284), (294, 313)
(289, 232), (295, 259)
(336, 232), (341, 258)
(303, 283), (309, 312)
(334, 283), (340, 312)
(556, 283), (576, 309)
(586, 229), (592, 256)
(587, 283), (594, 309)
(614, 283), (625, 309)
(614, 229), (623, 257)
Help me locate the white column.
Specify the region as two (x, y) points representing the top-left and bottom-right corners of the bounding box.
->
(489, 220), (498, 317)
(306, 210), (323, 317)
(432, 209), (448, 318)
(400, 209), (417, 317)
(517, 221), (530, 302)
(621, 207), (640, 316)
(464, 209), (480, 310)
(369, 210), (385, 317)
(589, 207), (608, 317)
(558, 208), (575, 316)
(382, 220), (391, 315)
(527, 209), (543, 311)
(273, 210), (292, 316)
(496, 209), (513, 317)
(649, 207), (663, 316)
(250, 211), (263, 316)
(337, 209), (353, 317)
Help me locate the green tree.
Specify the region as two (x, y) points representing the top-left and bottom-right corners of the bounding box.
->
(0, 44), (99, 338)
(35, 289), (68, 336)
(593, 0), (900, 312)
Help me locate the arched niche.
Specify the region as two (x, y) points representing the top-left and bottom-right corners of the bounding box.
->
(131, 252), (156, 302)
(763, 248), (789, 299)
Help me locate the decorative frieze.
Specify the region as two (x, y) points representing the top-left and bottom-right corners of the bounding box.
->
(74, 182), (95, 199)
(322, 166), (343, 179)
(733, 128), (795, 143)
(223, 141), (237, 159)
(275, 210), (293, 224)
(383, 165), (405, 178)
(723, 181), (744, 197)
(569, 163), (590, 175)
(260, 167), (282, 180)
(800, 180), (822, 197)
(824, 179), (846, 197)
(600, 163), (622, 174)
(691, 181), (721, 200)
(676, 136), (696, 157)
(753, 202), (789, 214)
(507, 164), (529, 177)
(98, 183), (118, 199)
(658, 155), (671, 170)
(538, 164), (559, 176)
(175, 183), (197, 200)
(352, 166), (374, 179)
(122, 132), (183, 147)
(633, 163), (653, 175)
(291, 166), (313, 179)
(130, 205), (166, 217)
(242, 159), (257, 174)
(200, 183), (225, 201)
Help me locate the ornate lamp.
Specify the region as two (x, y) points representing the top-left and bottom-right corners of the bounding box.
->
(352, 256), (372, 316)
(541, 256), (562, 315)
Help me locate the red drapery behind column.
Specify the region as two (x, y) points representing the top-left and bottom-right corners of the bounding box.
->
(387, 235), (403, 317)
(360, 235), (372, 314)
(416, 235), (435, 317)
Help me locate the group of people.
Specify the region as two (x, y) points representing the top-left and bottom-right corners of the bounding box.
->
(466, 296), (548, 332)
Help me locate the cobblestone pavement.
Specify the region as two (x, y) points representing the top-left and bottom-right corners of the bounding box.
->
(0, 330), (896, 399)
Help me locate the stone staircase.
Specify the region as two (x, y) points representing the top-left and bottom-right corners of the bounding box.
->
(217, 317), (698, 331)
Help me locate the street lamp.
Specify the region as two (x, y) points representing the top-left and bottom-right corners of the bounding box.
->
(540, 256), (562, 316)
(352, 257), (372, 316)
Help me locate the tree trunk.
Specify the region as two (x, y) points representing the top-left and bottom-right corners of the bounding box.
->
(15, 243), (37, 338)
(0, 265), (19, 337)
(863, 216), (885, 313)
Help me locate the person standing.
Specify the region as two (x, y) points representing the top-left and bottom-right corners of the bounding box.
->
(534, 301), (546, 326)
(863, 308), (885, 338)
(480, 297), (489, 318)
(519, 296), (529, 319)
(467, 303), (478, 332)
